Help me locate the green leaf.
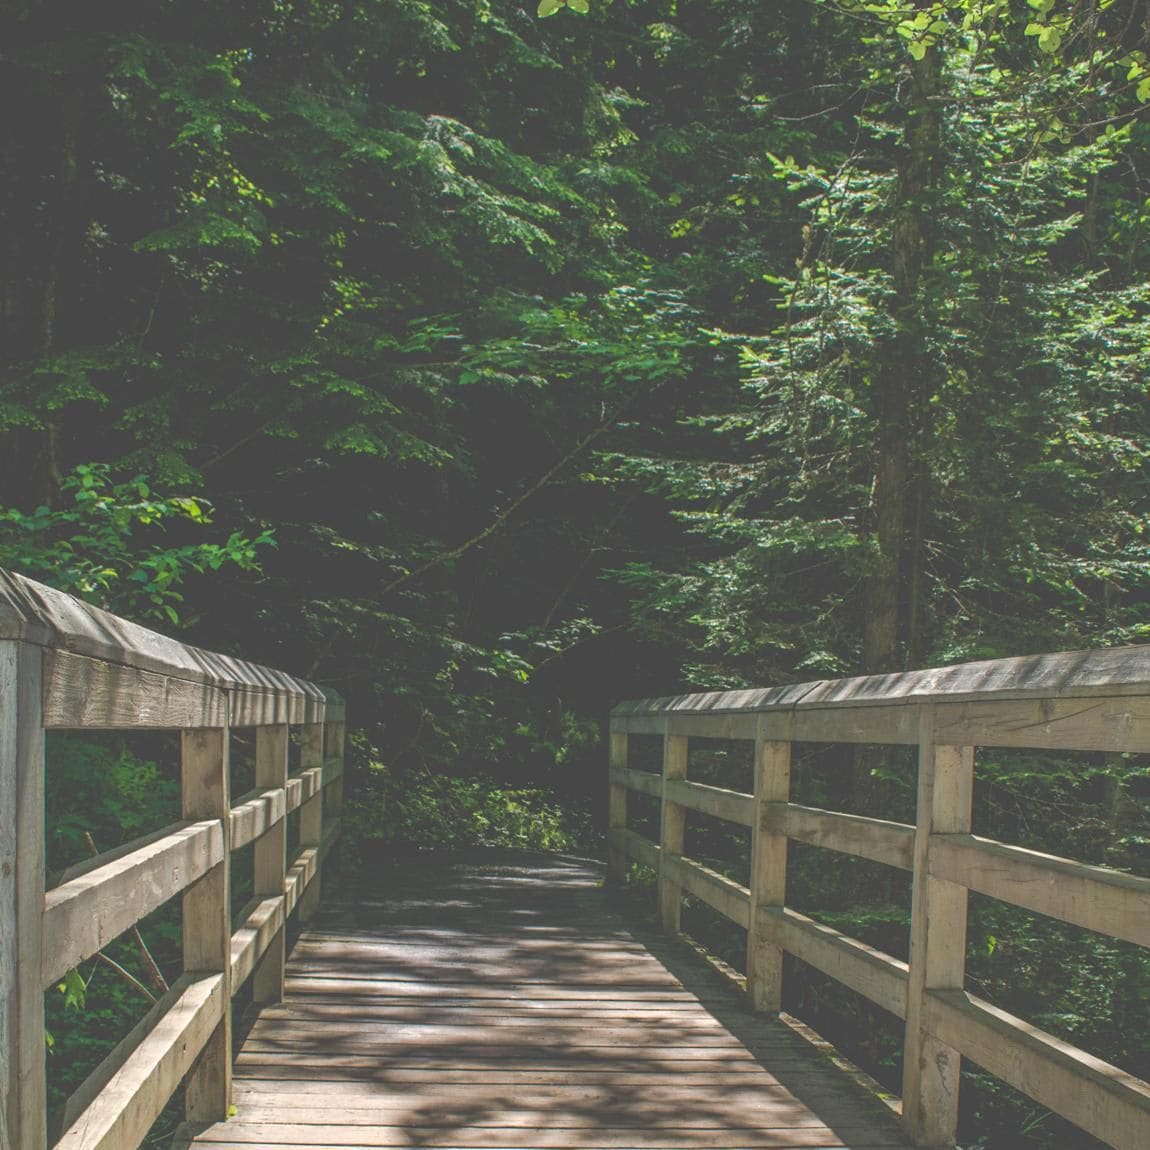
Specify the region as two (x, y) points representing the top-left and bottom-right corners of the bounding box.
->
(1138, 77), (1150, 101)
(1038, 25), (1062, 53)
(58, 968), (88, 1013)
(537, 0), (562, 15)
(908, 40), (928, 60)
(567, 0), (590, 12)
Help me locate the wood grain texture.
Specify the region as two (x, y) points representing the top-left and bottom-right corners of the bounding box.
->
(42, 820), (223, 987)
(774, 805), (914, 871)
(0, 642), (21, 1150)
(931, 695), (1150, 752)
(664, 854), (751, 929)
(763, 908), (908, 1022)
(665, 777), (754, 827)
(299, 725), (325, 922)
(929, 833), (1150, 947)
(285, 767), (322, 813)
(612, 644), (1150, 720)
(607, 763), (661, 798)
(56, 974), (225, 1150)
(231, 896), (286, 989)
(902, 721), (972, 1149)
(1, 640), (47, 1150)
(747, 735), (791, 1013)
(254, 726), (290, 1004)
(44, 649), (228, 729)
(184, 851), (911, 1150)
(181, 729), (232, 1124)
(230, 787), (287, 853)
(658, 731), (688, 932)
(926, 988), (1150, 1150)
(0, 569), (331, 717)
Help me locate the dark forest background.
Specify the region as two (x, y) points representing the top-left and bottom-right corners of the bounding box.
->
(4, 0), (1150, 1145)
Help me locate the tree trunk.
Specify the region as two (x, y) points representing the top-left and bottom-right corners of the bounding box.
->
(862, 44), (940, 677)
(854, 41), (941, 814)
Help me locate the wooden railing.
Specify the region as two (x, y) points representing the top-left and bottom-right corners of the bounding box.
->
(0, 570), (345, 1150)
(609, 648), (1150, 1150)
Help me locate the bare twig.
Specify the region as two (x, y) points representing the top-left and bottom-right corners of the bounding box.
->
(83, 832), (170, 995)
(377, 381), (661, 602)
(91, 952), (157, 1004)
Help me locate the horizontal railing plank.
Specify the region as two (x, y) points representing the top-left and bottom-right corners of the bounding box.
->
(43, 649), (228, 730)
(615, 706), (918, 744)
(930, 833), (1150, 947)
(791, 705), (919, 745)
(612, 646), (1150, 717)
(764, 907), (909, 1020)
(2, 570), (329, 717)
(668, 713), (758, 740)
(230, 788), (286, 852)
(231, 896), (285, 988)
(54, 973), (225, 1150)
(609, 827), (660, 871)
(229, 688), (316, 728)
(933, 696), (1150, 753)
(665, 779), (754, 827)
(43, 821), (223, 987)
(926, 988), (1150, 1150)
(663, 855), (750, 929)
(608, 765), (662, 799)
(284, 847), (319, 916)
(614, 697), (1150, 751)
(773, 804), (915, 871)
(285, 766), (323, 813)
(609, 714), (670, 736)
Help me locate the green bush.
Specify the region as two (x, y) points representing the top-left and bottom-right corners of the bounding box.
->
(344, 763), (580, 854)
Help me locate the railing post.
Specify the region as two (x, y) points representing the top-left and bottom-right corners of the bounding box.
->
(903, 704), (974, 1148)
(747, 718), (792, 1012)
(658, 724), (688, 932)
(299, 722), (324, 921)
(181, 727), (232, 1123)
(1, 640), (46, 1150)
(606, 730), (628, 885)
(253, 724), (289, 1005)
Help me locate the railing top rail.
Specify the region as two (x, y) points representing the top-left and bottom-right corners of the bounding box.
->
(612, 645), (1150, 718)
(0, 568), (342, 723)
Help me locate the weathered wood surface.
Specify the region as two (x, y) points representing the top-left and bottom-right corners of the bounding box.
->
(611, 645), (1150, 720)
(0, 568), (330, 727)
(182, 851), (912, 1149)
(42, 819), (223, 987)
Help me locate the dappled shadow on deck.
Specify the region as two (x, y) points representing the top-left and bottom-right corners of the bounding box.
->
(187, 850), (911, 1148)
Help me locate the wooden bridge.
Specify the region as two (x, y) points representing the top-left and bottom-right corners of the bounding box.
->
(2, 569), (1149, 1150)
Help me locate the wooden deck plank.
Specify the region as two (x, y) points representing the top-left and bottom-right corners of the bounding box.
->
(184, 851), (910, 1150)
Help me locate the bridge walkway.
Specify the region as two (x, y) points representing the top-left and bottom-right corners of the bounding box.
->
(183, 852), (910, 1150)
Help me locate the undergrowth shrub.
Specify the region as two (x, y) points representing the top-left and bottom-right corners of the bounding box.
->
(344, 762), (583, 854)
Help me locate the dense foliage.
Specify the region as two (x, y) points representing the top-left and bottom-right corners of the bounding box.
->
(3, 0), (1149, 1146)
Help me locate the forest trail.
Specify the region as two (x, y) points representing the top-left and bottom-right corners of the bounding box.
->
(181, 851), (910, 1149)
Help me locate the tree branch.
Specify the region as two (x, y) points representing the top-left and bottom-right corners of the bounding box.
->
(377, 383), (657, 601)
